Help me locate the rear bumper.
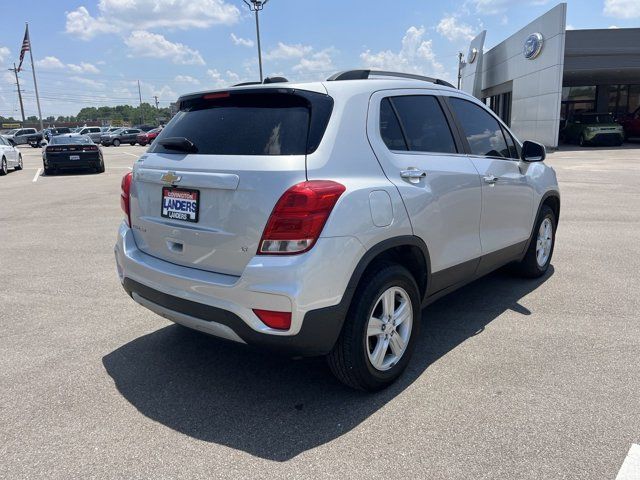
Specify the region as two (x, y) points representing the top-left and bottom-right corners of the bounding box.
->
(114, 222), (365, 356)
(46, 155), (101, 169)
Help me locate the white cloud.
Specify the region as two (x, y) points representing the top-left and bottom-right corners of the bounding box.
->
(65, 6), (118, 40)
(604, 0), (640, 19)
(65, 0), (240, 40)
(469, 0), (551, 15)
(360, 26), (445, 78)
(0, 46), (10, 64)
(609, 25), (620, 29)
(293, 48), (335, 73)
(36, 56), (100, 74)
(36, 56), (66, 69)
(437, 16), (476, 42)
(230, 33), (254, 48)
(566, 24), (575, 30)
(206, 69), (242, 88)
(68, 62), (100, 74)
(70, 76), (105, 89)
(124, 31), (205, 65)
(174, 75), (200, 85)
(264, 42), (313, 60)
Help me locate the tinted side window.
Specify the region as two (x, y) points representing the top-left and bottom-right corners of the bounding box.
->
(380, 98), (408, 151)
(449, 98), (509, 158)
(391, 96), (457, 154)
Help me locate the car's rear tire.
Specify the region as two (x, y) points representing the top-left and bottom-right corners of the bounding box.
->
(130, 142), (136, 146)
(327, 263), (421, 391)
(96, 159), (105, 173)
(579, 134), (586, 147)
(0, 157), (7, 176)
(514, 204), (556, 278)
(113, 139), (121, 147)
(15, 155), (23, 170)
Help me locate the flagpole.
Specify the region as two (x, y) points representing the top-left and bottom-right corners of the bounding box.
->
(26, 23), (43, 131)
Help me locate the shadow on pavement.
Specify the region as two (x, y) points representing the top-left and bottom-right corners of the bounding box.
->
(103, 266), (554, 461)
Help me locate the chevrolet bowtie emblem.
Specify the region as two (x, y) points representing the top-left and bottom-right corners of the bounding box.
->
(161, 172), (181, 185)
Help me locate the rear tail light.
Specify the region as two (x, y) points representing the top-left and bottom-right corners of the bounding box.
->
(82, 145), (98, 151)
(253, 309), (292, 330)
(121, 171), (132, 226)
(46, 146), (62, 152)
(258, 180), (346, 255)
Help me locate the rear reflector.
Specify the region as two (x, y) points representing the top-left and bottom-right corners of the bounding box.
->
(258, 180), (346, 255)
(121, 171), (132, 226)
(253, 309), (292, 330)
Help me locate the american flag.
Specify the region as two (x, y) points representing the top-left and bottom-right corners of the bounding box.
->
(17, 25), (30, 72)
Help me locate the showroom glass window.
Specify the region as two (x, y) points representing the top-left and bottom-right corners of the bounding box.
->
(449, 98), (511, 159)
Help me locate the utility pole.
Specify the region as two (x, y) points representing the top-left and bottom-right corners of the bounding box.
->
(8, 63), (26, 123)
(243, 0), (269, 82)
(457, 52), (464, 90)
(153, 95), (159, 109)
(137, 80), (144, 125)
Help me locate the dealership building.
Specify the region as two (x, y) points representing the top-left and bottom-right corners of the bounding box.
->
(459, 2), (640, 147)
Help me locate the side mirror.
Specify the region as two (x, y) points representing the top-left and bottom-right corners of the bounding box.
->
(522, 140), (546, 162)
(40, 140), (48, 147)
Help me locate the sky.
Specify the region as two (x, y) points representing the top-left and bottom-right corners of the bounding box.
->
(0, 0), (638, 118)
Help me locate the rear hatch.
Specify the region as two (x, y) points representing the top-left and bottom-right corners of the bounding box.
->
(129, 87), (333, 277)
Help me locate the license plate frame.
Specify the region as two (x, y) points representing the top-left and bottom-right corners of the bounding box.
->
(161, 187), (200, 223)
(69, 155), (80, 160)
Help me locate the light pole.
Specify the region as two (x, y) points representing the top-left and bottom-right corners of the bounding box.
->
(243, 0), (269, 82)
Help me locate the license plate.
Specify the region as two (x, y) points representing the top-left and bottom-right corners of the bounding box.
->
(161, 187), (199, 223)
(70, 155), (80, 160)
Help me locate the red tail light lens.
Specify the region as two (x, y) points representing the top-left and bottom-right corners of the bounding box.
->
(253, 309), (292, 330)
(82, 145), (98, 151)
(258, 180), (346, 255)
(46, 146), (62, 152)
(120, 171), (132, 226)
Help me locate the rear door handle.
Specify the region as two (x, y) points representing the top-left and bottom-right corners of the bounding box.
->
(400, 168), (427, 184)
(483, 175), (499, 184)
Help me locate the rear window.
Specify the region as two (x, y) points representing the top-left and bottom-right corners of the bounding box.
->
(51, 135), (93, 144)
(150, 89), (333, 155)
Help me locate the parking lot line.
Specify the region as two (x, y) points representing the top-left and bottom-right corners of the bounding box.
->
(616, 444), (640, 480)
(119, 152), (140, 158)
(32, 168), (42, 183)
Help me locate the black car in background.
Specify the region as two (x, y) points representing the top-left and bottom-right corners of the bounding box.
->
(42, 135), (105, 175)
(43, 127), (73, 141)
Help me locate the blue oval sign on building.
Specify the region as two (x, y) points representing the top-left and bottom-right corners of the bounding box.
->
(524, 32), (544, 59)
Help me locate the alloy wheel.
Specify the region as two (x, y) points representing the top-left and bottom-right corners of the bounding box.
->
(366, 286), (413, 371)
(536, 218), (553, 267)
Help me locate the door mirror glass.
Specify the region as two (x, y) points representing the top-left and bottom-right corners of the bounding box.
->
(522, 141), (546, 162)
(40, 140), (48, 147)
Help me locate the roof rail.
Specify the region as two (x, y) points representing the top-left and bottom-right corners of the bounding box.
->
(326, 69), (455, 89)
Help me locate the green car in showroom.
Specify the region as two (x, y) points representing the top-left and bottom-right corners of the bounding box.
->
(562, 113), (624, 146)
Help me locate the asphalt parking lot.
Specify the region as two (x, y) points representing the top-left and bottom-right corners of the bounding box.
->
(1, 143), (639, 479)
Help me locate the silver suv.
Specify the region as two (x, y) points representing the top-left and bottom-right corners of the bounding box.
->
(115, 70), (560, 391)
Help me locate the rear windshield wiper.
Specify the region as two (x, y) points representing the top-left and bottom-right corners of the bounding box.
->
(158, 137), (198, 153)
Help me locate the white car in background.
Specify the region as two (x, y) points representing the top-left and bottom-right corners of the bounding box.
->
(0, 135), (23, 175)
